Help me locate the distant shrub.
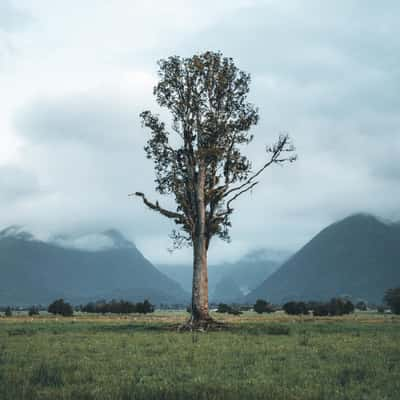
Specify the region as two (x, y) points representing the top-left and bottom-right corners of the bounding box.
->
(383, 287), (400, 315)
(377, 305), (385, 313)
(312, 302), (330, 316)
(216, 303), (242, 315)
(310, 298), (354, 317)
(253, 299), (274, 314)
(136, 299), (155, 314)
(216, 303), (231, 313)
(329, 298), (354, 316)
(81, 302), (96, 313)
(4, 307), (12, 317)
(28, 306), (40, 316)
(355, 301), (368, 311)
(283, 301), (309, 315)
(48, 299), (73, 317)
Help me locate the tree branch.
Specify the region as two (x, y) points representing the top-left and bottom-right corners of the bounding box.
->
(214, 181), (259, 220)
(129, 192), (185, 221)
(223, 134), (296, 199)
(226, 181), (259, 211)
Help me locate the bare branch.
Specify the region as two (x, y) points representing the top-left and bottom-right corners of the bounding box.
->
(214, 181), (259, 221)
(223, 134), (296, 199)
(129, 192), (185, 221)
(226, 181), (258, 210)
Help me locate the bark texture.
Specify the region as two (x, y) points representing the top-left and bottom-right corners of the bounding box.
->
(191, 164), (211, 322)
(191, 234), (209, 321)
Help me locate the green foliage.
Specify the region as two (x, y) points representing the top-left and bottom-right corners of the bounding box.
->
(4, 307), (12, 317)
(138, 51), (295, 247)
(253, 299), (274, 314)
(384, 287), (400, 314)
(48, 299), (73, 317)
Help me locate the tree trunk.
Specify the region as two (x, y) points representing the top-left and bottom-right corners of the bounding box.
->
(191, 164), (211, 323)
(191, 231), (210, 322)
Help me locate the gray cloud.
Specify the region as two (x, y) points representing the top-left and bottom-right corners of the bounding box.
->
(0, 165), (40, 202)
(11, 91), (178, 251)
(15, 94), (142, 148)
(2, 0), (400, 264)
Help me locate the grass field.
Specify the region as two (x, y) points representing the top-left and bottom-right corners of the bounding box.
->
(0, 311), (399, 400)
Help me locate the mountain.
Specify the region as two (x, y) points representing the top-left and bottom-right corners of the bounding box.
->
(212, 277), (243, 303)
(158, 248), (288, 303)
(0, 227), (188, 306)
(247, 214), (400, 304)
(210, 249), (288, 302)
(157, 264), (193, 294)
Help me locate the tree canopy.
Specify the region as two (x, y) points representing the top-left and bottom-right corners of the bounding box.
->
(134, 51), (296, 249)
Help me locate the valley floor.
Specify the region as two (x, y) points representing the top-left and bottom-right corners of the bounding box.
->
(0, 312), (399, 400)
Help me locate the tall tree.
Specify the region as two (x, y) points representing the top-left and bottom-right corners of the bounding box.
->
(133, 51), (296, 326)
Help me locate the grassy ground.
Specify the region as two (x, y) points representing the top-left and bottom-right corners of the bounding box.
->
(0, 311), (399, 400)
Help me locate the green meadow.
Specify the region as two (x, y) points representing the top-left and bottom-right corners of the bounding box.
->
(0, 312), (399, 400)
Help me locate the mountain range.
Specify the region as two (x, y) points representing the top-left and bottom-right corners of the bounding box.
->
(246, 214), (400, 304)
(0, 227), (188, 306)
(2, 213), (399, 307)
(158, 248), (288, 303)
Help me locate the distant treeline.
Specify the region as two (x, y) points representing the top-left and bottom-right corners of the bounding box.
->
(0, 299), (155, 317)
(216, 298), (366, 316)
(2, 287), (400, 317)
(79, 299), (154, 314)
(282, 298), (355, 316)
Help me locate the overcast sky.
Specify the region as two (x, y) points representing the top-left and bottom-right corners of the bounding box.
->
(1, 0), (399, 265)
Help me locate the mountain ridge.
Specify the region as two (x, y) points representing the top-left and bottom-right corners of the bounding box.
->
(158, 248), (289, 303)
(246, 213), (400, 304)
(0, 227), (188, 306)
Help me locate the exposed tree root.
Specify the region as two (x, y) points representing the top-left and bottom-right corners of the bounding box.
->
(176, 317), (226, 332)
